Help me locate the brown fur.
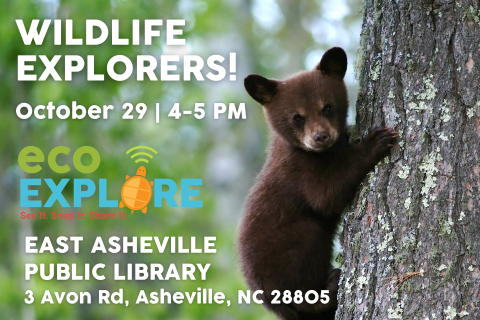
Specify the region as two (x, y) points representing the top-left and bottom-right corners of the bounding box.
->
(238, 47), (396, 320)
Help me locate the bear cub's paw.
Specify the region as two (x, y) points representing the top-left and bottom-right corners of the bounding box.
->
(327, 268), (341, 292)
(363, 127), (397, 160)
(325, 268), (341, 309)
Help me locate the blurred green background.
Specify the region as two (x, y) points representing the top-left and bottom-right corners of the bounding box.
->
(0, 0), (362, 319)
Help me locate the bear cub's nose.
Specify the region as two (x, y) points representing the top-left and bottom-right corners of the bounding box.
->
(313, 131), (330, 145)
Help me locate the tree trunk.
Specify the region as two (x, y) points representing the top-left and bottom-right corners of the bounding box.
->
(337, 1), (480, 319)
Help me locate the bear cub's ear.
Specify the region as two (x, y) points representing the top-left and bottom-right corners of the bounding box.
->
(316, 47), (347, 79)
(244, 74), (278, 105)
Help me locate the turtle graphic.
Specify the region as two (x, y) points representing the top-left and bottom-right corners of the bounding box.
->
(119, 166), (154, 214)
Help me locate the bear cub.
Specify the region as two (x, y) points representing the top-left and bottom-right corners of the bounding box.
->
(238, 47), (396, 320)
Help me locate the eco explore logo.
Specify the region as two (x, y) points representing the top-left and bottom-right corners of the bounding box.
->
(19, 145), (203, 214)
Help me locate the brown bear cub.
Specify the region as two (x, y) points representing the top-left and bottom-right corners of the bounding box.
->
(238, 47), (397, 320)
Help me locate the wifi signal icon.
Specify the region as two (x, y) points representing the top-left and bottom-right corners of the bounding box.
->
(126, 146), (158, 164)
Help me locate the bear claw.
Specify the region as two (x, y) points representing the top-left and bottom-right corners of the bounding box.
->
(364, 127), (397, 160)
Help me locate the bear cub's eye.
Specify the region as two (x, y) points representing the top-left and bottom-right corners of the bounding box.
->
(293, 114), (305, 125)
(323, 104), (332, 115)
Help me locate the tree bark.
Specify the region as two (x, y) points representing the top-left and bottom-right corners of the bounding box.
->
(337, 1), (480, 319)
